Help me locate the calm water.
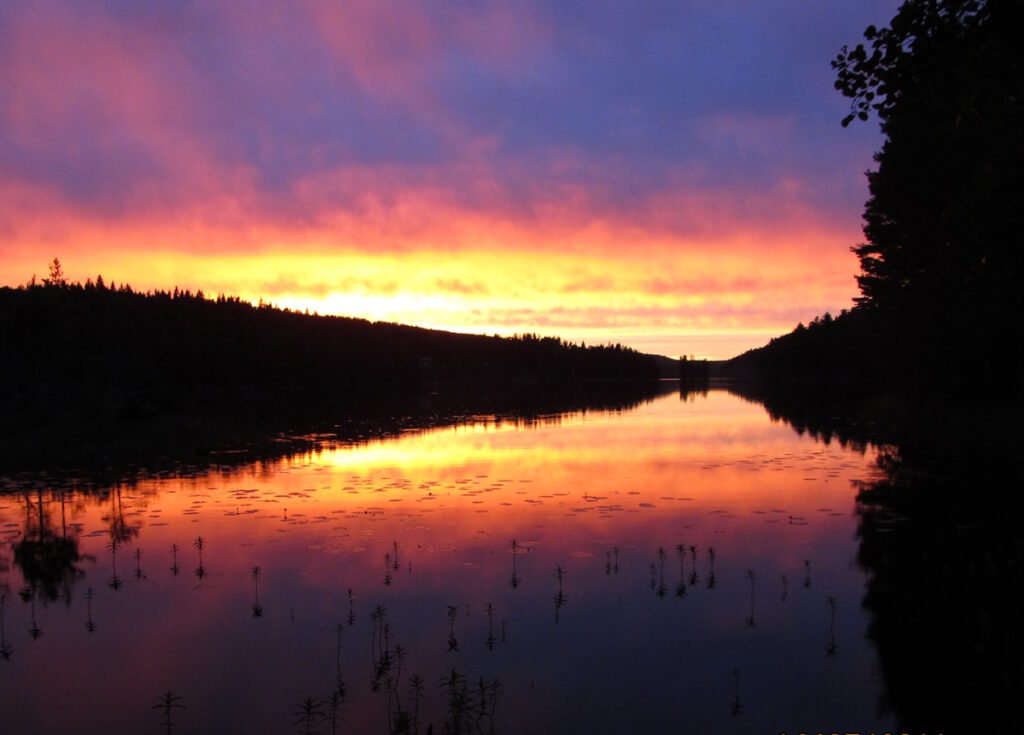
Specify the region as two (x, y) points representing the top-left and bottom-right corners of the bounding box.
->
(1, 389), (895, 734)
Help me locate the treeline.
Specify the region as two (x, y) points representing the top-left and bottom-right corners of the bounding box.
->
(726, 302), (1022, 399)
(0, 276), (660, 423)
(728, 0), (1023, 401)
(727, 309), (889, 393)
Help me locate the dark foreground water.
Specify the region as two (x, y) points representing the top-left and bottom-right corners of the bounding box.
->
(3, 387), (995, 734)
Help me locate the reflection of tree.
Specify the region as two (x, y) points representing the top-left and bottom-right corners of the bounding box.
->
(12, 489), (86, 604)
(103, 486), (139, 546)
(856, 442), (1024, 734)
(751, 382), (1024, 732)
(20, 585), (42, 640)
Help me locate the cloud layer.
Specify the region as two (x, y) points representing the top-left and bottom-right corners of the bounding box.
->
(0, 1), (897, 358)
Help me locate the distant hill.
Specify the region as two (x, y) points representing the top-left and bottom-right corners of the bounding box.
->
(0, 280), (663, 424)
(723, 304), (1020, 400)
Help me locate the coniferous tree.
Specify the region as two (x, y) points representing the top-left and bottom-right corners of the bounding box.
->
(833, 0), (1024, 391)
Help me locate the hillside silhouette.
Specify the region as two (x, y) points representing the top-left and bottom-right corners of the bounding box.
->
(0, 275), (664, 468)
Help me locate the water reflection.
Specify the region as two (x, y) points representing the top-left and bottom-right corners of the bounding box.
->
(13, 489), (87, 605)
(741, 383), (1024, 734)
(0, 389), (897, 733)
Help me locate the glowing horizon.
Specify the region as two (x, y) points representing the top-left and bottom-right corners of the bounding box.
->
(0, 1), (898, 360)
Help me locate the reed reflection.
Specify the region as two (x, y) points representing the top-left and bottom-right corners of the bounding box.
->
(0, 591), (12, 659)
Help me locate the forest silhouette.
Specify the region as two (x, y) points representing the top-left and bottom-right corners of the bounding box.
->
(0, 271), (668, 469)
(729, 0), (1022, 401)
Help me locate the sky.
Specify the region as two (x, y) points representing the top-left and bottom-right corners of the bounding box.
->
(0, 1), (899, 359)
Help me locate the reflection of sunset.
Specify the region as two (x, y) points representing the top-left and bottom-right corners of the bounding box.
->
(18, 392), (877, 583)
(0, 390), (889, 734)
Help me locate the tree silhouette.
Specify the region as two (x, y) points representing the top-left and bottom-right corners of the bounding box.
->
(833, 0), (1024, 392)
(43, 257), (66, 288)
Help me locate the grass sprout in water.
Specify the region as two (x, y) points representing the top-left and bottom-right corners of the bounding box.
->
(153, 690), (185, 735)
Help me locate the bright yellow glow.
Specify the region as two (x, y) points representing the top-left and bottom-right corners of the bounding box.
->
(8, 391), (878, 585)
(0, 186), (860, 359)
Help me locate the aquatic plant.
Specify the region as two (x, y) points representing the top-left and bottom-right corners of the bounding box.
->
(746, 569), (757, 628)
(825, 594), (838, 658)
(474, 676), (502, 734)
(26, 591), (43, 640)
(370, 605), (393, 691)
(655, 547), (667, 598)
(324, 688), (344, 735)
(334, 622), (345, 685)
(446, 604), (459, 651)
(193, 536), (206, 580)
(731, 668), (743, 716)
(509, 539), (521, 589)
(0, 592), (12, 660)
(134, 548), (145, 580)
(440, 668), (471, 735)
(408, 674), (425, 735)
(251, 565), (263, 618)
(554, 565), (567, 622)
(153, 690), (185, 735)
(106, 538), (122, 591)
(292, 696), (323, 735)
(85, 587), (96, 633)
(485, 602), (497, 651)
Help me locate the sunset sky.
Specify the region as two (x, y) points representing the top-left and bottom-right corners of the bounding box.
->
(0, 1), (897, 359)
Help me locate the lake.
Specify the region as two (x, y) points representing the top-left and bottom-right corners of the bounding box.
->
(0, 386), (920, 733)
